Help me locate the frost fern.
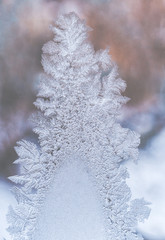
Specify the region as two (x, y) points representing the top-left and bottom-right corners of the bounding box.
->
(7, 12), (150, 240)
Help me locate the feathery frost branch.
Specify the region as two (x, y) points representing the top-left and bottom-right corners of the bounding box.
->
(7, 12), (150, 240)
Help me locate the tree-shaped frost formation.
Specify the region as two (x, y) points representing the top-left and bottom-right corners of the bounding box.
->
(7, 12), (150, 240)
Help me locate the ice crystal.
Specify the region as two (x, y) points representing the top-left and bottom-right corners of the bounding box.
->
(7, 12), (150, 240)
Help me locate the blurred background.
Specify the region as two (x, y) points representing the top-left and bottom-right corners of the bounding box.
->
(0, 0), (165, 239)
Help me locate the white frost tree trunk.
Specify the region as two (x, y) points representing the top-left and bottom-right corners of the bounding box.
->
(7, 12), (150, 240)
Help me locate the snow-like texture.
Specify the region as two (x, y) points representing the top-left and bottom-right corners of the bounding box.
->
(127, 128), (165, 239)
(0, 180), (13, 240)
(33, 157), (106, 240)
(7, 12), (150, 240)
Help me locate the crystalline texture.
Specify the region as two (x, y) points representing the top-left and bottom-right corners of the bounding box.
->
(7, 12), (150, 240)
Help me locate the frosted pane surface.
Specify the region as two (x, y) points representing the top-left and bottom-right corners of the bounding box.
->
(34, 159), (106, 240)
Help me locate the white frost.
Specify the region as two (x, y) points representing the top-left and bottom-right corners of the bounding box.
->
(7, 12), (150, 240)
(34, 158), (106, 240)
(127, 128), (165, 239)
(0, 180), (14, 240)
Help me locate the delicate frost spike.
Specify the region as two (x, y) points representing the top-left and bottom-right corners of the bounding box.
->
(7, 12), (150, 240)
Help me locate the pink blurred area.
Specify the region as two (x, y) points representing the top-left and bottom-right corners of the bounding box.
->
(0, 1), (165, 239)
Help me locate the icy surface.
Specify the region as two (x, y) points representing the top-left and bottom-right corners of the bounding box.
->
(127, 128), (165, 239)
(0, 180), (13, 240)
(7, 13), (149, 240)
(34, 158), (106, 240)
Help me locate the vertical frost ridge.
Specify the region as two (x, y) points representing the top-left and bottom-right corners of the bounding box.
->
(7, 12), (150, 240)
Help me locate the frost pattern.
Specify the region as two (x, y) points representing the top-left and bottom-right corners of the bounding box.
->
(7, 12), (150, 240)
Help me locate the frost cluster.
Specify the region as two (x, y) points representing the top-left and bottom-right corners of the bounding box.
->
(7, 12), (150, 240)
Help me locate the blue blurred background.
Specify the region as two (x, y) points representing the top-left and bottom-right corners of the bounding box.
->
(0, 0), (165, 239)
